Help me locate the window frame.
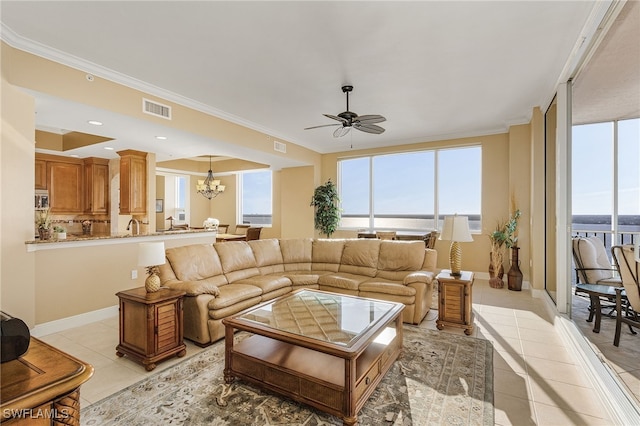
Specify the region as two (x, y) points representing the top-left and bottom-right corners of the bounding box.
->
(337, 145), (482, 233)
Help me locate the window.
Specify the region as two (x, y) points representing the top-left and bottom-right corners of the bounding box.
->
(160, 173), (189, 225)
(339, 146), (481, 232)
(572, 118), (640, 244)
(238, 170), (272, 226)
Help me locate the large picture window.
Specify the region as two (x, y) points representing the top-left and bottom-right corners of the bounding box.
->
(238, 170), (272, 226)
(339, 146), (481, 232)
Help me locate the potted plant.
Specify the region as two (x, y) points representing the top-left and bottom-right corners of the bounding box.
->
(488, 221), (507, 288)
(310, 179), (340, 238)
(505, 209), (522, 291)
(35, 208), (52, 240)
(53, 225), (67, 240)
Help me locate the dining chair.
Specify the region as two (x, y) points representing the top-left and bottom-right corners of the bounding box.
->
(234, 224), (250, 235)
(217, 224), (230, 234)
(376, 231), (397, 240)
(245, 227), (262, 241)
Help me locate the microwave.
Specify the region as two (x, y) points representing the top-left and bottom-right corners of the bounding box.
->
(35, 190), (49, 210)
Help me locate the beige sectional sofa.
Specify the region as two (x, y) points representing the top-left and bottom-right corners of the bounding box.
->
(157, 238), (437, 346)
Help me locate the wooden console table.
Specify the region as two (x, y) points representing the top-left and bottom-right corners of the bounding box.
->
(0, 338), (93, 425)
(436, 270), (475, 335)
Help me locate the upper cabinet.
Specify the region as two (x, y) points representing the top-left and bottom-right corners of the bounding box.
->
(35, 159), (47, 190)
(35, 153), (111, 215)
(84, 157), (110, 214)
(118, 150), (147, 215)
(47, 159), (84, 214)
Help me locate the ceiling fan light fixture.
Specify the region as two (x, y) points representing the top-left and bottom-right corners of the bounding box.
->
(305, 85), (386, 137)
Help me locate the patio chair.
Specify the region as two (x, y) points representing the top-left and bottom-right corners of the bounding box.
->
(572, 236), (621, 286)
(611, 245), (640, 346)
(245, 227), (262, 241)
(572, 236), (622, 319)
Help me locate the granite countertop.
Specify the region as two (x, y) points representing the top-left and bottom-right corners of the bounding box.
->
(26, 228), (215, 244)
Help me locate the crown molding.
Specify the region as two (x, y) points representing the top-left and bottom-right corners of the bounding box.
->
(0, 23), (298, 146)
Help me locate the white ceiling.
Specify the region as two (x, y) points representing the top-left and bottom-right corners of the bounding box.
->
(1, 1), (634, 164)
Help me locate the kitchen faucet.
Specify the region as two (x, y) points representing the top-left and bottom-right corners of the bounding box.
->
(126, 218), (140, 235)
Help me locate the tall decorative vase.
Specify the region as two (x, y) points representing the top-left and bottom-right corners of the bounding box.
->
(488, 252), (504, 288)
(508, 247), (523, 291)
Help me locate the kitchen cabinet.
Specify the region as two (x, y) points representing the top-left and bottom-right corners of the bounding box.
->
(35, 159), (47, 189)
(47, 160), (84, 214)
(84, 157), (110, 214)
(118, 150), (147, 214)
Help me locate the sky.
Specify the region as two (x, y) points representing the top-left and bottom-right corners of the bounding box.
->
(572, 118), (640, 216)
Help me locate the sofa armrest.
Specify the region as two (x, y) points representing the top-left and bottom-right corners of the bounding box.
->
(403, 270), (435, 286)
(163, 279), (220, 296)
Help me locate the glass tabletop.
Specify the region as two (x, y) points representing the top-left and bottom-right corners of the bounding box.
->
(236, 290), (398, 347)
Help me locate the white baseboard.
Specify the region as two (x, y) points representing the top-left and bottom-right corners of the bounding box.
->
(31, 305), (118, 337)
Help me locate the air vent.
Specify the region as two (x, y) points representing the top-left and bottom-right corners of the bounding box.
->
(274, 140), (286, 153)
(142, 98), (171, 120)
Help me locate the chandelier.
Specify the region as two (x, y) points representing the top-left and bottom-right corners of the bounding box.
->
(196, 156), (225, 199)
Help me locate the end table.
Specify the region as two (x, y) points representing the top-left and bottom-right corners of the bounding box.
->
(436, 270), (475, 335)
(116, 287), (186, 371)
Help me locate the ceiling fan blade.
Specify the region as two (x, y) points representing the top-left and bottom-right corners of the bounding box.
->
(353, 123), (385, 134)
(333, 126), (351, 138)
(354, 114), (386, 124)
(323, 114), (348, 124)
(304, 123), (341, 130)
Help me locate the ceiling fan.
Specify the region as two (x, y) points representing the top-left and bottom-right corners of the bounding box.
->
(304, 85), (386, 137)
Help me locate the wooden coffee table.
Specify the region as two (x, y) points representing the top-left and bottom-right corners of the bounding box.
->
(223, 289), (404, 426)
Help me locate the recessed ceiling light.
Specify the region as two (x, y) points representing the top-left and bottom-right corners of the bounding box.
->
(155, 136), (167, 140)
(104, 147), (114, 151)
(87, 120), (103, 126)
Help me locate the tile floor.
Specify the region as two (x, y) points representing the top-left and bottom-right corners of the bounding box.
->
(38, 278), (625, 425)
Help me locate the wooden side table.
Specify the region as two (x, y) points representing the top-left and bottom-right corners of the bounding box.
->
(1, 338), (93, 425)
(436, 270), (475, 335)
(116, 287), (186, 371)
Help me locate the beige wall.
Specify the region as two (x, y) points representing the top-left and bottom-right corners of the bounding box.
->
(281, 166), (316, 238)
(32, 234), (218, 324)
(1, 77), (37, 326)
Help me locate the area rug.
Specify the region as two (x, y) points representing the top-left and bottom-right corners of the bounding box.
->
(82, 326), (493, 425)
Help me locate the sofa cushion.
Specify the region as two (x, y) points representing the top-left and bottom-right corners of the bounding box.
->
(338, 239), (381, 277)
(214, 241), (260, 282)
(404, 271), (435, 285)
(235, 274), (291, 294)
(318, 272), (369, 291)
(283, 272), (323, 286)
(376, 241), (425, 281)
(312, 239), (345, 272)
(165, 279), (221, 296)
(248, 239), (285, 275)
(165, 244), (225, 282)
(280, 238), (313, 271)
(208, 283), (262, 310)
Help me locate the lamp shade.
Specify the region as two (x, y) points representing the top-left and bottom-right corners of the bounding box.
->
(138, 242), (166, 267)
(439, 215), (473, 242)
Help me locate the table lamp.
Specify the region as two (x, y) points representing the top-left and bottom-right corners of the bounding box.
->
(439, 215), (473, 277)
(138, 242), (166, 292)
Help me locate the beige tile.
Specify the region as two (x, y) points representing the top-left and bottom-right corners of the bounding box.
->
(525, 357), (590, 387)
(518, 328), (565, 346)
(521, 340), (576, 364)
(491, 336), (523, 354)
(494, 349), (527, 375)
(516, 317), (556, 332)
(81, 362), (146, 404)
(494, 371), (531, 400)
(533, 402), (614, 426)
(494, 392), (537, 425)
(528, 378), (610, 419)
